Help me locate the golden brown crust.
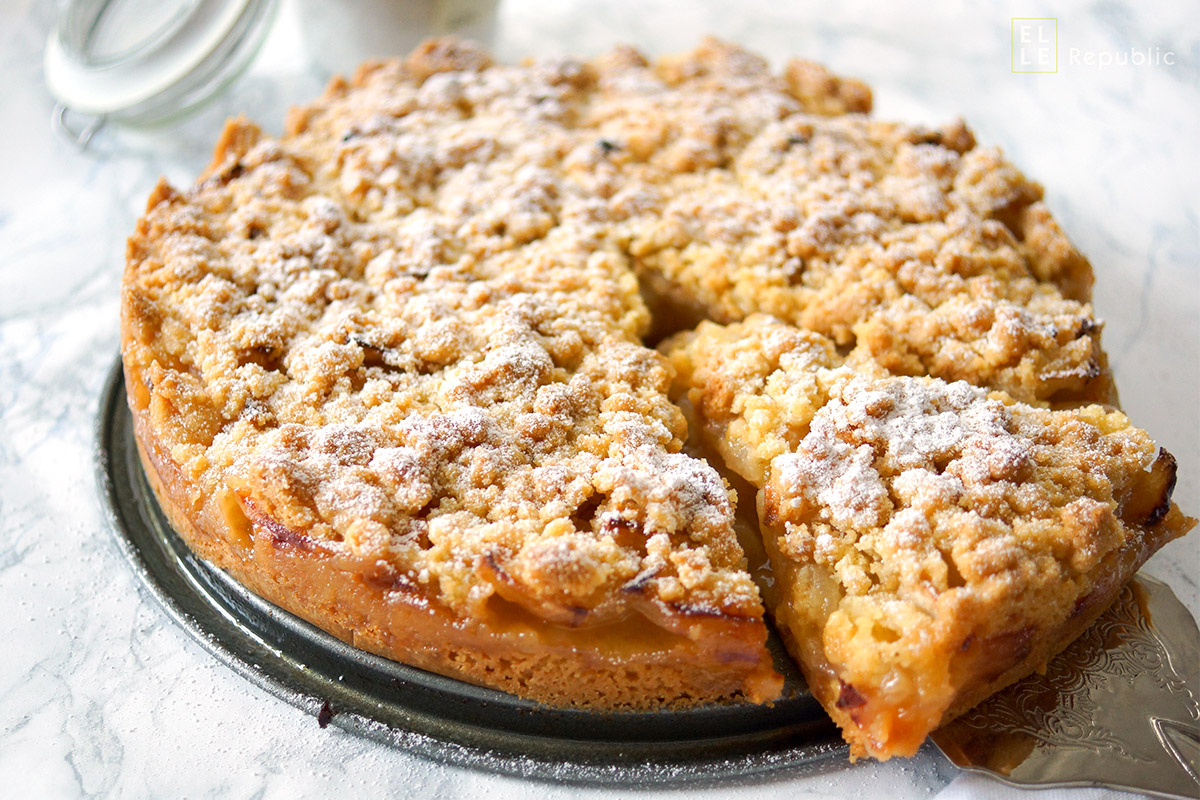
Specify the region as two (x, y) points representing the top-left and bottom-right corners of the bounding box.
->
(664, 315), (1195, 758)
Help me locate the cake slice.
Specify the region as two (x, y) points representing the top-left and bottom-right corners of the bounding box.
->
(664, 315), (1194, 758)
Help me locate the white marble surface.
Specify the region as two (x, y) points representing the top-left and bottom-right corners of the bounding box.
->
(1, 0), (1196, 797)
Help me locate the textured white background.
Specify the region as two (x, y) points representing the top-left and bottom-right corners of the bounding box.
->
(1, 0), (1195, 797)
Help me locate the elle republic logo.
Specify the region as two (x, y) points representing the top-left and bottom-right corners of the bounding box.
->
(1013, 17), (1178, 73)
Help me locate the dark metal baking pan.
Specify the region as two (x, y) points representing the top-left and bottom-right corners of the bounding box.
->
(95, 357), (846, 785)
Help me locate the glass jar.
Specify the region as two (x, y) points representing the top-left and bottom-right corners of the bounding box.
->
(44, 0), (280, 143)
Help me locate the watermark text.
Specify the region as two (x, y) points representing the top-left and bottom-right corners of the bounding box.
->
(1013, 17), (1179, 73)
(1068, 47), (1176, 69)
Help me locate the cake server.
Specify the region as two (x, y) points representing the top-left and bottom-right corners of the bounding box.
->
(932, 573), (1200, 799)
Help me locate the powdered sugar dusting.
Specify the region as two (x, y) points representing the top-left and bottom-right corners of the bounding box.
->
(776, 377), (1028, 532)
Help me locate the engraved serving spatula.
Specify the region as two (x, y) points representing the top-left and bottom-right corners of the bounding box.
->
(932, 574), (1200, 799)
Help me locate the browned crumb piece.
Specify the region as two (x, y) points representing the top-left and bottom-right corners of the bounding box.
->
(783, 58), (873, 116)
(664, 315), (1194, 759)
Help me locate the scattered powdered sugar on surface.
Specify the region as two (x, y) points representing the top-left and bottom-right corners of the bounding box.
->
(601, 443), (734, 539)
(775, 377), (1027, 532)
(838, 379), (1011, 471)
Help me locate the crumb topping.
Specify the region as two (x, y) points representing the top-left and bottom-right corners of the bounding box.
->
(124, 37), (1118, 639)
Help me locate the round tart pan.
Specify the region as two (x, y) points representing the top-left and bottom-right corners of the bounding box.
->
(95, 357), (846, 785)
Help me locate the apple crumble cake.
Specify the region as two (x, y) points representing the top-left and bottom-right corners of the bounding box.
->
(121, 37), (1192, 754)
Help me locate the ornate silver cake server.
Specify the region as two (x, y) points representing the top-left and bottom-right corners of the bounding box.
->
(932, 574), (1200, 799)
